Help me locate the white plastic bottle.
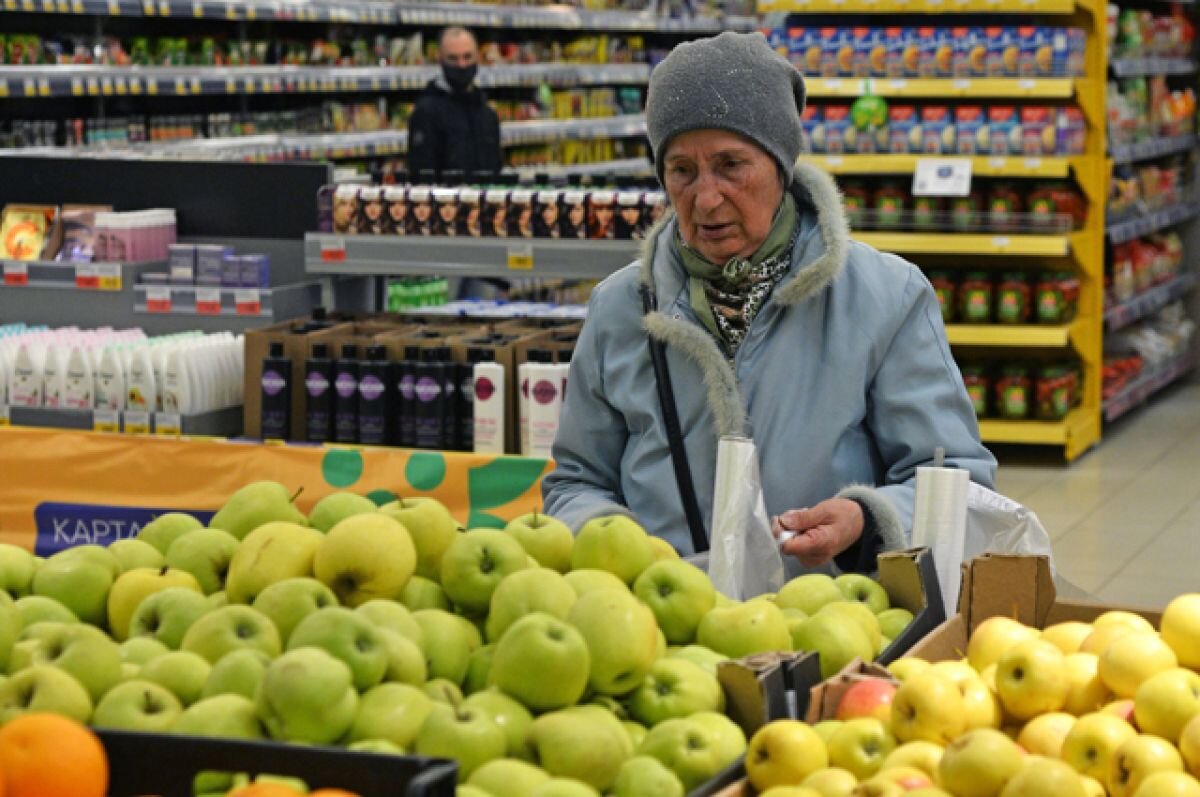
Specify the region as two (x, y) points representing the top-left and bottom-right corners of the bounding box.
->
(126, 345), (157, 412)
(162, 345), (190, 414)
(472, 353), (506, 455)
(62, 346), (95, 410)
(42, 343), (66, 408)
(526, 357), (563, 459)
(95, 345), (127, 411)
(9, 342), (44, 408)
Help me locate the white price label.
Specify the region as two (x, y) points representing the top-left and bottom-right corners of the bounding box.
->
(145, 286), (172, 312)
(3, 262), (28, 286)
(154, 413), (182, 436)
(234, 289), (262, 315)
(93, 409), (120, 433)
(320, 237), (347, 262)
(124, 410), (150, 435)
(196, 287), (222, 314)
(913, 158), (973, 197)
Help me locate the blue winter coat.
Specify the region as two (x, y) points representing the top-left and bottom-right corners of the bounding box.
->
(542, 163), (997, 567)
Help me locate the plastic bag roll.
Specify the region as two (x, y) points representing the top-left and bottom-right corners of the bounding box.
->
(911, 465), (970, 619)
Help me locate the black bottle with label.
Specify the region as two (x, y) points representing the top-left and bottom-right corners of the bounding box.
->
(333, 343), (360, 444)
(304, 343), (334, 442)
(396, 346), (421, 447)
(260, 341), (291, 440)
(413, 347), (449, 449)
(357, 345), (392, 446)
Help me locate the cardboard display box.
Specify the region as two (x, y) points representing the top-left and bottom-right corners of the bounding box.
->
(244, 318), (351, 440)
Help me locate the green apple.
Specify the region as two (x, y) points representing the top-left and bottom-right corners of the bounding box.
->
(14, 595), (77, 627)
(0, 544), (37, 597)
(380, 629), (428, 686)
(485, 568), (577, 643)
(490, 613), (590, 712)
(567, 588), (658, 696)
(697, 600), (791, 659)
(835, 574), (891, 614)
(792, 613), (875, 679)
(424, 678), (464, 706)
(529, 779), (601, 797)
(92, 679), (183, 731)
(416, 702), (506, 781)
(356, 600), (425, 648)
(877, 608), (915, 642)
(463, 644), (495, 694)
(139, 650), (211, 706)
(32, 556), (113, 627)
(457, 787), (491, 797)
(225, 522), (323, 605)
(666, 645), (728, 677)
(48, 545), (117, 579)
(0, 665), (93, 723)
(120, 636), (169, 666)
(129, 587), (212, 649)
(0, 600), (19, 672)
(348, 681), (433, 749)
(468, 759), (550, 797)
(208, 481), (307, 541)
(570, 516), (654, 586)
(613, 755), (686, 797)
(174, 693), (265, 738)
(412, 610), (476, 685)
(309, 491), (378, 533)
(107, 566), (203, 641)
(252, 577), (339, 644)
(181, 605), (281, 664)
(202, 648), (272, 700)
(379, 497), (460, 580)
(108, 539), (165, 573)
(529, 705), (633, 791)
(818, 601), (883, 655)
(464, 689), (535, 760)
(776, 574), (846, 615)
(401, 576), (452, 612)
(207, 592), (228, 610)
(256, 647), (358, 743)
(690, 712), (748, 766)
(563, 569), (629, 598)
(629, 658), (722, 727)
(9, 622), (121, 701)
(638, 711), (745, 791)
(504, 511), (574, 573)
(348, 739), (405, 755)
(164, 528), (240, 595)
(590, 694), (631, 721)
(314, 514), (417, 607)
(119, 662), (138, 681)
(440, 530), (531, 615)
(633, 560), (716, 645)
(624, 721), (648, 750)
(937, 728), (1023, 797)
(287, 606), (388, 691)
(138, 512), (204, 554)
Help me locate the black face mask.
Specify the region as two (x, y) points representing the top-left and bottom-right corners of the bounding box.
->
(442, 62), (477, 92)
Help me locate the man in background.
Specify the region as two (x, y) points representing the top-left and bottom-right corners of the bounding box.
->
(407, 27), (503, 180)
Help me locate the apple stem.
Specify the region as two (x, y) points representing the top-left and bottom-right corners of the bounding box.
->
(290, 486), (305, 504)
(532, 507), (538, 525)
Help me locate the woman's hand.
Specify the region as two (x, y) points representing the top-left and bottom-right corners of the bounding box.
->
(771, 498), (864, 568)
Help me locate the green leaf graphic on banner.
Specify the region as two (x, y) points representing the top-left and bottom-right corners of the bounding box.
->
(405, 452), (446, 491)
(322, 449), (364, 488)
(467, 457), (547, 529)
(367, 489), (398, 507)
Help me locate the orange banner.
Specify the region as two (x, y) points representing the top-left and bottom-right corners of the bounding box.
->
(0, 427), (553, 554)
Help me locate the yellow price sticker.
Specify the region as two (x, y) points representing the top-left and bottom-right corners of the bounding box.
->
(38, 79), (50, 97)
(115, 77), (127, 94)
(130, 78), (142, 94)
(41, 0), (53, 12)
(71, 79), (84, 96)
(107, 0), (119, 12)
(87, 78), (100, 95)
(71, 0), (83, 11)
(0, 81), (8, 99)
(22, 80), (36, 98)
(101, 77), (113, 95)
(3, 0), (16, 10)
(123, 411), (150, 436)
(175, 77), (187, 95)
(192, 0), (202, 15)
(98, 264), (122, 291)
(226, 78), (237, 93)
(243, 77), (255, 94)
(158, 0), (168, 13)
(154, 413), (182, 437)
(245, 4), (255, 19)
(506, 245), (534, 271)
(0, 405), (9, 427)
(190, 77), (201, 94)
(147, 79), (158, 95)
(93, 410), (120, 434)
(142, 0), (153, 13)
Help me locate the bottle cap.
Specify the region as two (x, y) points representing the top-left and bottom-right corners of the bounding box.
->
(341, 344), (357, 358)
(269, 341), (284, 357)
(311, 343), (328, 358)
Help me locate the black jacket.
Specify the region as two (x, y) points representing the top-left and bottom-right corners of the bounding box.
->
(407, 78), (502, 179)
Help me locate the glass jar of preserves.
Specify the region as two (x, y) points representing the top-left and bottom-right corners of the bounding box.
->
(960, 363), (990, 418)
(995, 272), (1032, 324)
(995, 364), (1031, 419)
(959, 271), (993, 324)
(928, 270), (956, 323)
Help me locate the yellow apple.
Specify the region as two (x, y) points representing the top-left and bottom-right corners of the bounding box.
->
(1080, 775), (1107, 797)
(995, 639), (1069, 721)
(1043, 622), (1096, 655)
(882, 741), (944, 781)
(826, 717), (896, 781)
(1099, 632), (1179, 699)
(1018, 712), (1077, 758)
(1162, 595), (1200, 671)
(813, 720), (843, 745)
(1094, 612), (1156, 636)
(1182, 714), (1200, 779)
(1133, 771), (1200, 797)
(979, 664), (998, 692)
(1134, 668), (1200, 743)
(891, 671), (967, 745)
(1061, 712), (1139, 781)
(887, 658), (931, 683)
(1081, 623), (1137, 656)
(937, 728), (1024, 797)
(1106, 699), (1138, 723)
(929, 660), (977, 688)
(998, 755), (1087, 797)
(1064, 652), (1114, 716)
(760, 788), (822, 797)
(1108, 735), (1184, 797)
(872, 765), (933, 790)
(968, 617), (1039, 673)
(801, 767), (858, 797)
(959, 676), (1002, 730)
(746, 720), (829, 791)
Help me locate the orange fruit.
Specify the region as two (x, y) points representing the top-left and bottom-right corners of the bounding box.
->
(0, 713), (107, 797)
(226, 786), (306, 797)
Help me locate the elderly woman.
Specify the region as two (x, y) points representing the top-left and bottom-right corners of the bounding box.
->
(542, 32), (996, 573)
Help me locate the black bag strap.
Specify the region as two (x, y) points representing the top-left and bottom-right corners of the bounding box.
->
(640, 283), (710, 554)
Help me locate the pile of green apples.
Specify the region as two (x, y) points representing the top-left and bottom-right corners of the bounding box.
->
(0, 481), (912, 797)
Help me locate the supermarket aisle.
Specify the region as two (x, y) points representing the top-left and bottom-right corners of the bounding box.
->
(995, 380), (1200, 608)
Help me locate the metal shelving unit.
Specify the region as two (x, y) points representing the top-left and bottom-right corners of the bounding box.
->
(1104, 350), (1200, 421)
(805, 77), (1077, 99)
(1107, 201), (1200, 245)
(1111, 134), (1199, 165)
(1105, 273), (1200, 331)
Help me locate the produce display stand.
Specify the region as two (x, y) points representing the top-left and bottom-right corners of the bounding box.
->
(98, 729), (457, 797)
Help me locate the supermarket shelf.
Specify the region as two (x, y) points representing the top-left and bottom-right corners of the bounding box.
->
(508, 157), (653, 179)
(1110, 57), (1198, 78)
(805, 78), (1075, 99)
(305, 233), (637, 279)
(1111, 134), (1198, 165)
(0, 64), (650, 100)
(945, 322), (1078, 348)
(5, 405), (242, 436)
(0, 259), (161, 290)
(977, 407), (1092, 446)
(853, 232), (1071, 257)
(393, 3), (758, 32)
(758, 0), (1075, 12)
(1107, 201), (1200, 245)
(1103, 349), (1200, 422)
(798, 154), (1074, 178)
(133, 280), (322, 319)
(1105, 273), (1199, 331)
(501, 114), (646, 146)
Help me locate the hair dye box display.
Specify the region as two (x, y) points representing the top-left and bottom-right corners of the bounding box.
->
(244, 318), (351, 440)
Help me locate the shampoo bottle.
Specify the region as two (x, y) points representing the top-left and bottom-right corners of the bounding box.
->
(333, 344), (359, 443)
(260, 341), (291, 440)
(526, 351), (563, 459)
(357, 345), (392, 446)
(304, 343), (334, 442)
(413, 347), (448, 450)
(471, 349), (506, 455)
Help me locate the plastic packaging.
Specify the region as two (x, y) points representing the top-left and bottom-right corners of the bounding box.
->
(708, 435), (786, 600)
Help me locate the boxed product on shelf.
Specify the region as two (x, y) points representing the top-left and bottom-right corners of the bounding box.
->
(56, 205), (113, 263)
(1109, 232), (1185, 304)
(0, 204), (58, 261)
(94, 209), (177, 263)
(1111, 6), (1196, 58)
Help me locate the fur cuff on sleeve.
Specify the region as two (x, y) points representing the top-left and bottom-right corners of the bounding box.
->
(836, 484), (907, 551)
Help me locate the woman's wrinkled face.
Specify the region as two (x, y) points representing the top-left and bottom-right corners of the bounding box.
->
(662, 129), (784, 265)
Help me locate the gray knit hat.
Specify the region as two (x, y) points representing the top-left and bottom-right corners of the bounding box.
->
(646, 31), (806, 186)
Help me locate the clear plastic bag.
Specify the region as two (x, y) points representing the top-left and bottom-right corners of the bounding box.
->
(707, 436), (787, 600)
(964, 482), (1055, 568)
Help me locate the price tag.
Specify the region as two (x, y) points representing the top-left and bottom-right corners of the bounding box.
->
(71, 0), (83, 11)
(3, 262), (29, 286)
(190, 76), (201, 94)
(124, 410), (150, 435)
(953, 79), (971, 91)
(0, 405), (9, 427)
(130, 77), (142, 95)
(1018, 79), (1036, 91)
(192, 0), (201, 15)
(245, 3), (255, 18)
(506, 244), (534, 271)
(142, 0), (153, 12)
(93, 409), (120, 433)
(75, 264), (100, 290)
(0, 81), (8, 98)
(226, 78), (237, 94)
(320, 237), (347, 262)
(988, 157), (1007, 170)
(158, 0), (169, 13)
(97, 263), (122, 291)
(196, 288), (222, 314)
(992, 236), (1011, 249)
(234, 289), (262, 315)
(913, 158), (972, 197)
(154, 413), (181, 436)
(175, 77), (188, 95)
(1023, 157), (1043, 170)
(101, 77), (113, 95)
(107, 0), (118, 12)
(147, 79), (158, 95)
(87, 77), (99, 95)
(23, 79), (36, 98)
(146, 286), (172, 312)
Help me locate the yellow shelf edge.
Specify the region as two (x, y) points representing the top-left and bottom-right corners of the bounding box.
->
(805, 78), (1075, 99)
(945, 324), (1072, 347)
(977, 407), (1095, 448)
(758, 0), (1074, 12)
(798, 154), (1071, 178)
(853, 232), (1070, 256)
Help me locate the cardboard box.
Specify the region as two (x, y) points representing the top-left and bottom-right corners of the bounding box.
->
(244, 319), (351, 440)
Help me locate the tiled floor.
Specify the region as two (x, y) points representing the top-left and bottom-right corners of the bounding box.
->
(993, 378), (1200, 609)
